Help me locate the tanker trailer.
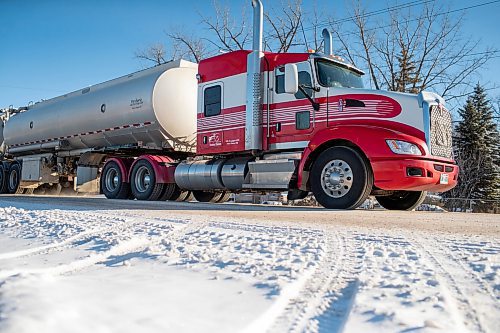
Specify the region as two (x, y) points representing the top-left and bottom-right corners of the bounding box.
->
(0, 59), (198, 194)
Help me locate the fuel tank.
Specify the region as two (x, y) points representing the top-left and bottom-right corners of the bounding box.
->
(4, 60), (198, 155)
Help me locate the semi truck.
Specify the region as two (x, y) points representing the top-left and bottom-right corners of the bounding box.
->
(0, 0), (457, 210)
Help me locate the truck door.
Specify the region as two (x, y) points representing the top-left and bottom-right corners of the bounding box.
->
(269, 61), (314, 150)
(197, 82), (225, 154)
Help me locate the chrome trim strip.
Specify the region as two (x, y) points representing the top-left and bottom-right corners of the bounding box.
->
(422, 100), (432, 153)
(269, 141), (309, 150)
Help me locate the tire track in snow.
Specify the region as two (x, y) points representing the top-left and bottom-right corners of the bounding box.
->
(0, 213), (186, 262)
(267, 229), (362, 333)
(0, 237), (152, 280)
(441, 238), (500, 304)
(412, 234), (486, 333)
(0, 211), (192, 280)
(0, 224), (128, 261)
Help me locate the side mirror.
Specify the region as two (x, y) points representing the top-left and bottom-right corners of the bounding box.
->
(284, 63), (298, 94)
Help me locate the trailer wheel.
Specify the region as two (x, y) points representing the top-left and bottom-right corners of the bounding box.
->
(101, 161), (130, 199)
(130, 159), (164, 201)
(311, 146), (373, 210)
(376, 191), (427, 211)
(7, 163), (21, 194)
(192, 190), (224, 203)
(0, 164), (7, 194)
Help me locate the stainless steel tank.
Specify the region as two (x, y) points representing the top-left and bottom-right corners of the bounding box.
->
(3, 60), (198, 155)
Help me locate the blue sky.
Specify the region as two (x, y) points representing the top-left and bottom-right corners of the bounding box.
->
(0, 0), (499, 110)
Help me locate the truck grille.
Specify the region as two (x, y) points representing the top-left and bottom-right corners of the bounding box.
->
(429, 105), (453, 159)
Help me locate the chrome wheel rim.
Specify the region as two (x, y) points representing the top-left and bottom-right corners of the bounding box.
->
(320, 159), (353, 198)
(135, 166), (151, 193)
(104, 167), (119, 192)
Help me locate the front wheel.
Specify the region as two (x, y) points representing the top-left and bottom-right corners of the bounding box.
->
(311, 146), (373, 210)
(376, 191), (427, 211)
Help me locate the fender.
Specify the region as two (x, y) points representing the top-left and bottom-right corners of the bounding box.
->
(297, 120), (428, 190)
(103, 158), (133, 183)
(129, 154), (176, 184)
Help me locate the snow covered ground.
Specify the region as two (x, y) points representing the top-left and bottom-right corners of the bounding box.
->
(0, 196), (498, 333)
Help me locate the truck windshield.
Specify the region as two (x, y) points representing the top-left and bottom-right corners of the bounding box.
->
(316, 59), (364, 89)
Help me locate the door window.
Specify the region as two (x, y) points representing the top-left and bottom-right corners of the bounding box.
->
(275, 69), (313, 99)
(204, 85), (222, 117)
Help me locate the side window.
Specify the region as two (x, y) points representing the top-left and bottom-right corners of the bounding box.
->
(204, 85), (221, 117)
(296, 111), (310, 130)
(275, 69), (312, 100)
(294, 71), (312, 100)
(275, 69), (285, 94)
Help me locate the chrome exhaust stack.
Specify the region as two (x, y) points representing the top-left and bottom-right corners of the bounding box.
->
(322, 28), (333, 56)
(245, 0), (264, 152)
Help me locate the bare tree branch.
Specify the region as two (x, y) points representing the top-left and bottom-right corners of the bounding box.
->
(264, 0), (303, 53)
(334, 1), (496, 99)
(135, 43), (167, 66)
(167, 31), (208, 63)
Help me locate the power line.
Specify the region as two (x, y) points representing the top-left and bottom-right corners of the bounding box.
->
(302, 0), (500, 38)
(302, 0), (435, 32)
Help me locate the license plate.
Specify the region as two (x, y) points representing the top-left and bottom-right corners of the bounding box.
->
(440, 174), (449, 184)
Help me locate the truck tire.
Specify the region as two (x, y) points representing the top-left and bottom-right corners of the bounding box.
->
(0, 164), (7, 194)
(101, 161), (131, 199)
(130, 159), (164, 201)
(376, 191), (427, 211)
(158, 183), (176, 201)
(192, 190), (224, 203)
(311, 146), (373, 210)
(7, 163), (21, 194)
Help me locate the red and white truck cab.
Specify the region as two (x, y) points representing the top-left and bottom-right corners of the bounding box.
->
(181, 0), (457, 210)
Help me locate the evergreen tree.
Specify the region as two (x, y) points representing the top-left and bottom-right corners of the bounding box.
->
(395, 46), (420, 93)
(447, 84), (500, 212)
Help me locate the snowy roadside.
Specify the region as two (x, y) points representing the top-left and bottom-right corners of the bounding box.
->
(0, 199), (498, 333)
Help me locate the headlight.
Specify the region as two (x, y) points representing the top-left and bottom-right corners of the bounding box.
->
(386, 140), (422, 155)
